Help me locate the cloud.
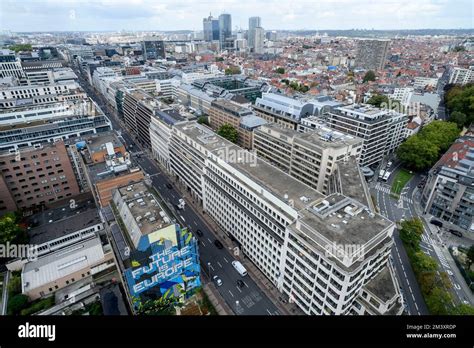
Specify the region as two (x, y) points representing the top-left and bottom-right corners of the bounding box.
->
(0, 0), (472, 32)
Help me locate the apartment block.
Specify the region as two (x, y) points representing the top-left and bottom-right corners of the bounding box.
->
(421, 135), (474, 233)
(355, 39), (390, 71)
(209, 98), (266, 149)
(253, 93), (315, 130)
(325, 104), (407, 167)
(253, 123), (363, 194)
(448, 67), (474, 85)
(0, 141), (80, 213)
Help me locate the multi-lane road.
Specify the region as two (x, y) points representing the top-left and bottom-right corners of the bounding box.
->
(371, 165), (473, 315)
(74, 69), (281, 315)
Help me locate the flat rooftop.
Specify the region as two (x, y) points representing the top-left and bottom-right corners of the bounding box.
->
(86, 132), (124, 155)
(174, 122), (324, 211)
(335, 157), (373, 210)
(211, 99), (253, 117)
(27, 202), (100, 245)
(363, 265), (397, 302)
(23, 236), (105, 291)
(117, 181), (173, 236)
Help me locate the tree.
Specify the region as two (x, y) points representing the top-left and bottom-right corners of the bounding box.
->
(399, 218), (424, 251)
(397, 136), (440, 171)
(445, 84), (474, 128)
(467, 245), (474, 268)
(366, 94), (390, 108)
(8, 44), (32, 53)
(135, 297), (176, 315)
(217, 124), (239, 143)
(197, 116), (209, 126)
(274, 67), (285, 74)
(362, 70), (376, 83)
(419, 121), (460, 153)
(224, 66), (241, 75)
(451, 303), (474, 315)
(0, 213), (27, 245)
(7, 294), (29, 315)
(425, 287), (454, 315)
(448, 111), (467, 129)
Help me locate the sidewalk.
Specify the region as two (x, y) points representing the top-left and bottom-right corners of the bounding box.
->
(203, 283), (233, 315)
(175, 177), (303, 315)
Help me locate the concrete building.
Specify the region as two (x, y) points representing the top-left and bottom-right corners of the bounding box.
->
(253, 27), (265, 55)
(203, 15), (220, 42)
(21, 202), (115, 300)
(0, 141), (80, 213)
(168, 122), (402, 315)
(123, 90), (160, 149)
(325, 104), (408, 167)
(142, 38), (166, 60)
(413, 76), (439, 89)
(0, 49), (25, 80)
(218, 13), (232, 50)
(253, 123), (363, 194)
(0, 99), (112, 151)
(209, 99), (267, 149)
(248, 17), (261, 51)
(355, 39), (390, 71)
(448, 67), (474, 85)
(253, 93), (314, 130)
(150, 108), (188, 171)
(421, 135), (474, 233)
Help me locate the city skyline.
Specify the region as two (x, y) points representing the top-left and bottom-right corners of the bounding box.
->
(1, 0), (472, 32)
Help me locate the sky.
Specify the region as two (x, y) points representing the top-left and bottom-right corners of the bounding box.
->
(1, 0), (473, 32)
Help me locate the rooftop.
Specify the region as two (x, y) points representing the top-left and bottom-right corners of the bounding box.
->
(364, 265), (398, 303)
(116, 181), (173, 236)
(27, 201), (100, 245)
(22, 236), (105, 291)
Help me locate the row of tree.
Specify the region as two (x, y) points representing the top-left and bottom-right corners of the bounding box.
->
(397, 121), (460, 171)
(445, 84), (474, 129)
(399, 218), (474, 315)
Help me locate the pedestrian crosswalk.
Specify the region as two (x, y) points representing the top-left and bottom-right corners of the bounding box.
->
(373, 183), (413, 204)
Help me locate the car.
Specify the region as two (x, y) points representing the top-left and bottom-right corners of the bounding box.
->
(430, 219), (443, 227)
(237, 280), (245, 288)
(386, 161), (393, 168)
(212, 275), (222, 287)
(166, 183), (173, 189)
(446, 269), (453, 276)
(195, 229), (203, 237)
(214, 240), (224, 249)
(449, 229), (463, 238)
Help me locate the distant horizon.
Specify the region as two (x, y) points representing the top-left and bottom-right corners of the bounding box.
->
(4, 28), (474, 34)
(1, 0), (472, 32)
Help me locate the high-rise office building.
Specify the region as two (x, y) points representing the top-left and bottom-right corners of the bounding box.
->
(248, 16), (261, 50)
(253, 27), (265, 54)
(355, 39), (390, 71)
(203, 14), (220, 42)
(218, 13), (232, 50)
(142, 38), (166, 60)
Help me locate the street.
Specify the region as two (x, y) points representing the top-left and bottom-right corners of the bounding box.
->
(74, 69), (281, 315)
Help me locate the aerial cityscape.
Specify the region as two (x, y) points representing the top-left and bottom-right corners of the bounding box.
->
(0, 0), (473, 343)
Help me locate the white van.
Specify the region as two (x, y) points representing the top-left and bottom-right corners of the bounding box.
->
(232, 260), (247, 277)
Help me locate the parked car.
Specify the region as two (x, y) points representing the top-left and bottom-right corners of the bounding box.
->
(449, 229), (463, 238)
(166, 183), (173, 189)
(214, 240), (224, 249)
(195, 229), (203, 237)
(430, 219), (443, 227)
(237, 280), (245, 288)
(213, 275), (222, 287)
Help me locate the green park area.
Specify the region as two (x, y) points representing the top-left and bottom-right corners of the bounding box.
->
(391, 169), (414, 196)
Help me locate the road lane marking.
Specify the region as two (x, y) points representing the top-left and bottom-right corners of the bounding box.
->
(180, 215), (185, 222)
(201, 241), (206, 247)
(244, 281), (249, 288)
(194, 221), (198, 227)
(223, 257), (229, 263)
(209, 264), (214, 271)
(217, 261), (223, 268)
(207, 238), (212, 243)
(266, 309), (272, 315)
(236, 286), (242, 293)
(228, 290), (234, 298)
